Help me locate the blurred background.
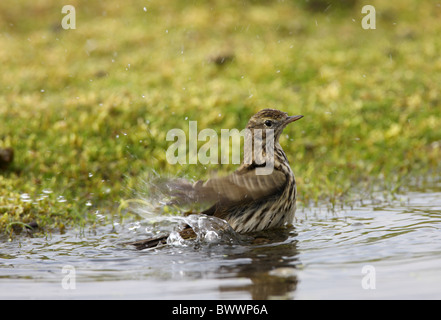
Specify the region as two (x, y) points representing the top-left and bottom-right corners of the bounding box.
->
(1, 0), (440, 232)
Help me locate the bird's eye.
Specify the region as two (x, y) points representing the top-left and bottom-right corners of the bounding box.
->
(264, 120), (273, 127)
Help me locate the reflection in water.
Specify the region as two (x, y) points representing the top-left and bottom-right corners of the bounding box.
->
(2, 185), (441, 299)
(218, 228), (300, 299)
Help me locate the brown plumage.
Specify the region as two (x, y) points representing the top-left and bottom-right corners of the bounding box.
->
(128, 109), (303, 250)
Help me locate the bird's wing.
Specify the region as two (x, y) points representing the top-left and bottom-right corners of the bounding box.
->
(197, 166), (287, 205)
(158, 167), (287, 207)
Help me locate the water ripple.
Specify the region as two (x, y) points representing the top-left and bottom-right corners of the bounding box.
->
(1, 186), (441, 299)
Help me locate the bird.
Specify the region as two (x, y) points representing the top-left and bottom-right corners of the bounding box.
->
(127, 109), (303, 250)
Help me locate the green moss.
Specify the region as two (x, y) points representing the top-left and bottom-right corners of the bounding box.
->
(0, 0), (440, 235)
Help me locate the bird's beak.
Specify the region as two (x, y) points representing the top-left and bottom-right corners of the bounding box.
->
(285, 115), (304, 124)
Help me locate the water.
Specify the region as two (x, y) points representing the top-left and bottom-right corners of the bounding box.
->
(1, 182), (441, 299)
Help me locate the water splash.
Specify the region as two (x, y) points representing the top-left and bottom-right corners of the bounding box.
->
(166, 214), (241, 247)
(121, 174), (241, 247)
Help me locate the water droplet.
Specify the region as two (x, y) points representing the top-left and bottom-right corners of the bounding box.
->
(204, 230), (221, 243)
(95, 210), (105, 220)
(128, 221), (141, 231)
(20, 193), (32, 202)
(167, 231), (186, 246)
(143, 7), (147, 12)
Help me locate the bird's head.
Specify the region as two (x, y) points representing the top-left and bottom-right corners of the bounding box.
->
(246, 109), (303, 142)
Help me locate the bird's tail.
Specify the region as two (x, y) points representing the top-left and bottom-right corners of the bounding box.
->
(125, 226), (197, 250)
(125, 234), (169, 250)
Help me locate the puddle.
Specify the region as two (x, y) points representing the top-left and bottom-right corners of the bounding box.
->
(1, 182), (441, 299)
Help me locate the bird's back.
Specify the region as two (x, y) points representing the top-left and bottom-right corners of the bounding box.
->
(204, 150), (297, 233)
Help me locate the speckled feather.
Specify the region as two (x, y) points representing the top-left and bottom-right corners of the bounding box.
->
(127, 109), (302, 249)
